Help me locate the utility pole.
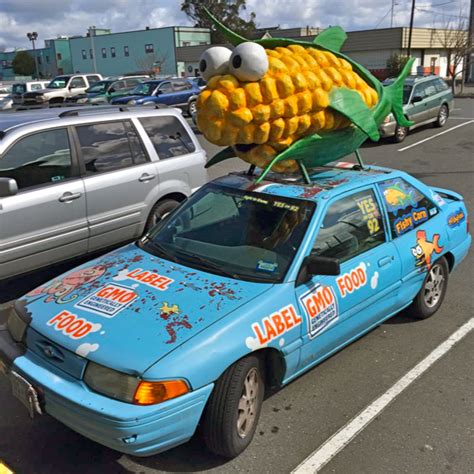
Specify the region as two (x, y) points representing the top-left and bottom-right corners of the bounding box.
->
(407, 0), (416, 58)
(391, 0), (396, 28)
(88, 26), (98, 74)
(467, 0), (473, 82)
(26, 32), (40, 79)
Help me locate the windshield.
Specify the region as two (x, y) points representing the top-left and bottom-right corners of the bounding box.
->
(47, 76), (69, 89)
(403, 85), (413, 104)
(131, 82), (156, 96)
(87, 80), (112, 93)
(140, 184), (315, 283)
(12, 84), (26, 94)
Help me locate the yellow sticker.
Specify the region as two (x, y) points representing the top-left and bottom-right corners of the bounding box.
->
(0, 461), (14, 474)
(356, 196), (380, 235)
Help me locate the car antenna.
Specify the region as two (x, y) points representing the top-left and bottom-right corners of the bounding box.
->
(353, 149), (366, 170)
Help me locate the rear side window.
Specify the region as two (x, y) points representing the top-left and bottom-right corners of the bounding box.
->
(0, 128), (73, 190)
(87, 75), (101, 85)
(139, 116), (196, 159)
(172, 80), (191, 91)
(379, 178), (438, 237)
(70, 77), (86, 88)
(76, 121), (147, 174)
(313, 189), (385, 262)
(434, 77), (449, 93)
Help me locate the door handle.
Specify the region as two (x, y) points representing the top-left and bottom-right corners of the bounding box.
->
(59, 192), (81, 203)
(378, 256), (393, 268)
(139, 173), (156, 182)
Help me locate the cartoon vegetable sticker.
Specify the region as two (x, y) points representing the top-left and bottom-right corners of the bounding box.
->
(196, 9), (414, 182)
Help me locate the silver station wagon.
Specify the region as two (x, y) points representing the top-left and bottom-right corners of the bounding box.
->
(0, 107), (207, 280)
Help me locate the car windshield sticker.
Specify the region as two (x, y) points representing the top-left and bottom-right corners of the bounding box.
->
(336, 262), (368, 297)
(380, 179), (417, 213)
(300, 284), (339, 338)
(356, 195), (380, 235)
(273, 201), (300, 212)
(447, 208), (465, 228)
(114, 268), (174, 291)
(412, 230), (443, 270)
(246, 304), (302, 350)
(256, 260), (278, 272)
(242, 195), (269, 205)
(431, 190), (446, 206)
(47, 311), (102, 340)
(75, 283), (138, 318)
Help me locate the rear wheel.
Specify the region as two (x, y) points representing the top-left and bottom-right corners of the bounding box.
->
(144, 198), (180, 232)
(201, 355), (264, 458)
(434, 104), (448, 127)
(392, 125), (408, 143)
(407, 257), (449, 319)
(188, 100), (197, 116)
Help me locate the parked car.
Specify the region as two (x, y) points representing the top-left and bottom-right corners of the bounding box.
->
(11, 81), (50, 107)
(189, 76), (207, 90)
(0, 84), (12, 98)
(0, 163), (469, 458)
(22, 74), (103, 106)
(74, 77), (147, 105)
(0, 106), (207, 280)
(0, 95), (13, 111)
(380, 75), (453, 142)
(111, 78), (200, 115)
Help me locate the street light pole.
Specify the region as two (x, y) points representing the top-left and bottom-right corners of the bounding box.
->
(88, 26), (98, 74)
(26, 32), (40, 79)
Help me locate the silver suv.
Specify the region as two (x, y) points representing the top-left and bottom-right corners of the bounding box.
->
(0, 107), (208, 280)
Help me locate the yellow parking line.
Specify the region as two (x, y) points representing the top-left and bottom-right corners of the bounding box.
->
(0, 461), (14, 474)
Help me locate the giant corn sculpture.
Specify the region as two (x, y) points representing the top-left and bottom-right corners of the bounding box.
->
(196, 9), (414, 180)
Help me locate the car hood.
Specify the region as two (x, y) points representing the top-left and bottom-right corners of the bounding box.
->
(19, 244), (273, 374)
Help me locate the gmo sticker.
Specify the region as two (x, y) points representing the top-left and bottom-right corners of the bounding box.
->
(75, 283), (138, 318)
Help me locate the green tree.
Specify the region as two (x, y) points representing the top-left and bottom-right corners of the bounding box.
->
(181, 0), (257, 43)
(386, 53), (410, 78)
(12, 50), (35, 76)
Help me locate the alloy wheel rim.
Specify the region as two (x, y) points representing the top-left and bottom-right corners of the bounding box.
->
(439, 107), (448, 125)
(423, 264), (445, 308)
(237, 368), (260, 438)
(397, 126), (407, 138)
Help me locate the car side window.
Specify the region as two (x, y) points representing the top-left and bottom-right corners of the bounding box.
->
(379, 178), (438, 238)
(172, 80), (191, 91)
(87, 75), (101, 85)
(75, 121), (147, 174)
(412, 83), (427, 100)
(313, 189), (385, 262)
(125, 79), (140, 87)
(434, 77), (449, 93)
(70, 77), (86, 88)
(158, 82), (172, 93)
(0, 128), (73, 190)
(424, 81), (437, 97)
(31, 84), (42, 90)
(139, 116), (196, 159)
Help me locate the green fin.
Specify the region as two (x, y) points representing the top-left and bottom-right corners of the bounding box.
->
(329, 87), (380, 141)
(385, 57), (416, 127)
(203, 7), (247, 46)
(205, 146), (236, 168)
(313, 26), (347, 52)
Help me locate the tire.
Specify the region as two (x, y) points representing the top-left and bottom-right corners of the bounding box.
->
(188, 99), (197, 116)
(144, 199), (180, 232)
(407, 256), (449, 319)
(392, 125), (408, 143)
(201, 355), (265, 458)
(434, 104), (449, 128)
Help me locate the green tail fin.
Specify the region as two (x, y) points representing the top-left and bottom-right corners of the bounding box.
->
(385, 57), (415, 127)
(203, 7), (247, 46)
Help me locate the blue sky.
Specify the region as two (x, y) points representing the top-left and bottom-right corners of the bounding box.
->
(0, 0), (470, 50)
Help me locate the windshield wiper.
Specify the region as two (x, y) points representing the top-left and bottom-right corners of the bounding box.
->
(173, 249), (242, 280)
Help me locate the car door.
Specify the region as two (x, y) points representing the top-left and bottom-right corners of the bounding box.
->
(107, 80), (127, 101)
(377, 177), (447, 307)
(420, 80), (440, 121)
(73, 119), (159, 251)
(68, 76), (88, 98)
(295, 187), (401, 369)
(0, 127), (88, 279)
(406, 82), (429, 124)
(171, 80), (194, 107)
(154, 81), (174, 105)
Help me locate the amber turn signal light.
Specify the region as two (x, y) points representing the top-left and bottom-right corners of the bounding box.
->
(133, 380), (189, 405)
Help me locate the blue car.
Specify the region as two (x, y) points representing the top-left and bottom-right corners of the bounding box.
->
(111, 78), (200, 115)
(0, 164), (470, 458)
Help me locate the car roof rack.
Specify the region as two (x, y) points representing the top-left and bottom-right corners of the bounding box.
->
(58, 106), (129, 118)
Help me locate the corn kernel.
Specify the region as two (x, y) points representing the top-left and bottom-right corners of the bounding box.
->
(276, 75), (295, 98)
(261, 77), (279, 103)
(230, 88), (247, 110)
(270, 118), (286, 141)
(253, 104), (271, 123)
(244, 82), (263, 107)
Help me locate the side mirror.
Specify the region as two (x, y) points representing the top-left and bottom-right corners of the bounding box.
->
(68, 85), (73, 91)
(297, 254), (340, 286)
(0, 177), (18, 197)
(412, 95), (423, 103)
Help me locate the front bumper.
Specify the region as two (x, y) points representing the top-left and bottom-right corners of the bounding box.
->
(0, 321), (213, 457)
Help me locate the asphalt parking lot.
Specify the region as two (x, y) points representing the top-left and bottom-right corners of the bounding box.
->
(0, 98), (473, 473)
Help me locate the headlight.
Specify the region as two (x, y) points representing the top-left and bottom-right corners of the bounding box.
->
(127, 99), (136, 105)
(7, 307), (28, 342)
(83, 361), (189, 405)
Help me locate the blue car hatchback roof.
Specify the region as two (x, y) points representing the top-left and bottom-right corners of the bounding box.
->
(213, 164), (394, 202)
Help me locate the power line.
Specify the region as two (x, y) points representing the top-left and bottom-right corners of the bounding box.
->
(375, 6), (394, 28)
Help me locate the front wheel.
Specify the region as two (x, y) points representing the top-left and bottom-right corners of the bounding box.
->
(434, 104), (448, 127)
(144, 199), (180, 232)
(392, 125), (408, 143)
(201, 355), (264, 458)
(407, 256), (449, 319)
(188, 100), (197, 116)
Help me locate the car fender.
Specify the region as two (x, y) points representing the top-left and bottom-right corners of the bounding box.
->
(142, 283), (303, 390)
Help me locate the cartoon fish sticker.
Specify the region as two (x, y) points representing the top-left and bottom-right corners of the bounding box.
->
(411, 230), (443, 270)
(196, 8), (414, 182)
(383, 184), (417, 212)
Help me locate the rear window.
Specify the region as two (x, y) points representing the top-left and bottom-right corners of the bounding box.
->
(379, 178), (438, 237)
(139, 116), (196, 159)
(12, 84), (26, 94)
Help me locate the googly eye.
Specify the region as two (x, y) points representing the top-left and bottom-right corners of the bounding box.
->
(199, 47), (232, 81)
(229, 42), (269, 82)
(416, 245), (423, 255)
(411, 248), (418, 257)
